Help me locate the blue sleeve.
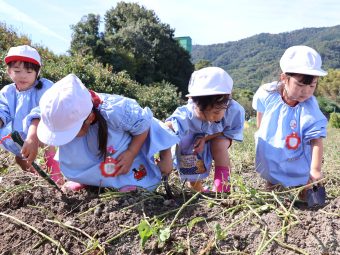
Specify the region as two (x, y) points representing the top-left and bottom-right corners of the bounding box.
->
(166, 106), (192, 139)
(0, 85), (14, 126)
(22, 106), (41, 134)
(102, 95), (153, 136)
(302, 97), (328, 141)
(223, 100), (245, 141)
(304, 119), (327, 141)
(252, 82), (277, 113)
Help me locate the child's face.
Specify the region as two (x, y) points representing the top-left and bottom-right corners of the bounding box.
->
(7, 62), (37, 91)
(76, 112), (95, 137)
(194, 105), (226, 122)
(282, 74), (318, 105)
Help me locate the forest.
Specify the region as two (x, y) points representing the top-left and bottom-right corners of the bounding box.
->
(192, 25), (340, 90)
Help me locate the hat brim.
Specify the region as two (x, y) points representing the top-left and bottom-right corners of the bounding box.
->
(37, 118), (84, 146)
(4, 55), (41, 66)
(283, 68), (328, 77)
(186, 90), (230, 97)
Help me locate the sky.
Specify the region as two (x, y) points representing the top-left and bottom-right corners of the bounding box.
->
(1, 0), (339, 55)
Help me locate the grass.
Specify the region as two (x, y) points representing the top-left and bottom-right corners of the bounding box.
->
(0, 126), (339, 254)
(321, 127), (340, 197)
(232, 126), (340, 196)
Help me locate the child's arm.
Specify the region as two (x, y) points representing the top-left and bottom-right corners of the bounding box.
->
(309, 138), (324, 183)
(256, 112), (263, 128)
(21, 118), (40, 165)
(164, 121), (173, 131)
(193, 132), (231, 154)
(115, 129), (149, 176)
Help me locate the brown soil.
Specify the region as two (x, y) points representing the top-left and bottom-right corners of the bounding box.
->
(0, 151), (339, 255)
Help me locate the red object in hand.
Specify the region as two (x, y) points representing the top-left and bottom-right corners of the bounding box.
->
(100, 157), (118, 177)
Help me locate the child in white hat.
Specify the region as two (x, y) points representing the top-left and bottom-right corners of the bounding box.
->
(0, 45), (62, 184)
(165, 67), (245, 192)
(37, 74), (179, 192)
(252, 45), (328, 195)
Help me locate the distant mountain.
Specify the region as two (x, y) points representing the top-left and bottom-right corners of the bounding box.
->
(191, 25), (340, 91)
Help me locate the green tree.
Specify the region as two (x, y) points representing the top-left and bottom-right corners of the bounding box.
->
(195, 59), (212, 70)
(232, 88), (255, 119)
(317, 97), (340, 118)
(70, 13), (134, 74)
(317, 69), (340, 104)
(329, 112), (340, 128)
(70, 14), (104, 58)
(70, 2), (194, 95)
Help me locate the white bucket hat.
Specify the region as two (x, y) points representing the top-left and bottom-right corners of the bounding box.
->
(4, 45), (41, 66)
(37, 74), (93, 146)
(186, 67), (233, 97)
(280, 45), (327, 76)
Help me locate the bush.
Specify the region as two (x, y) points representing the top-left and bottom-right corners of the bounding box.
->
(317, 96), (340, 118)
(1, 45), (182, 120)
(42, 53), (181, 120)
(136, 81), (181, 120)
(329, 112), (340, 128)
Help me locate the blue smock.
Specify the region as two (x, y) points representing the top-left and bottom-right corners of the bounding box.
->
(252, 82), (327, 186)
(0, 79), (53, 155)
(166, 99), (245, 182)
(56, 94), (179, 191)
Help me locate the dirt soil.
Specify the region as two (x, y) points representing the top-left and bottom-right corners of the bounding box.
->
(0, 151), (339, 255)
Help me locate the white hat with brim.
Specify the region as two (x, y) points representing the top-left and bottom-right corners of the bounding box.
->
(280, 45), (327, 77)
(4, 45), (41, 66)
(280, 67), (327, 77)
(186, 67), (233, 97)
(37, 118), (86, 147)
(37, 74), (92, 146)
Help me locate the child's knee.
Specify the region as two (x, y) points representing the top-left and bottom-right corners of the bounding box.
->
(158, 149), (174, 175)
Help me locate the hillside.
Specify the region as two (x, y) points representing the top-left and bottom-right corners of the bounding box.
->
(192, 25), (340, 90)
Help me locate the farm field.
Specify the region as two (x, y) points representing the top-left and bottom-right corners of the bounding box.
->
(0, 127), (339, 254)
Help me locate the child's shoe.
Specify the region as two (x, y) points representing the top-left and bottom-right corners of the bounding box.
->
(44, 151), (64, 185)
(213, 166), (230, 192)
(62, 181), (86, 192)
(119, 185), (137, 192)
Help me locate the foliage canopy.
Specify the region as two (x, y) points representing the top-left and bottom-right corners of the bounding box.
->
(70, 2), (194, 95)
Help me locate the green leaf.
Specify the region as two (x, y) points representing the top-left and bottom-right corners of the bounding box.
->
(159, 227), (171, 242)
(250, 188), (257, 196)
(138, 220), (153, 248)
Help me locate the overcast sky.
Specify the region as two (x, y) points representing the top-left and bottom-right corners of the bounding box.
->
(1, 0), (339, 54)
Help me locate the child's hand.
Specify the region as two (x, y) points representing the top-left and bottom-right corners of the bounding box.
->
(193, 137), (205, 154)
(114, 130), (148, 176)
(114, 149), (135, 176)
(21, 136), (39, 165)
(21, 118), (40, 164)
(309, 168), (323, 184)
